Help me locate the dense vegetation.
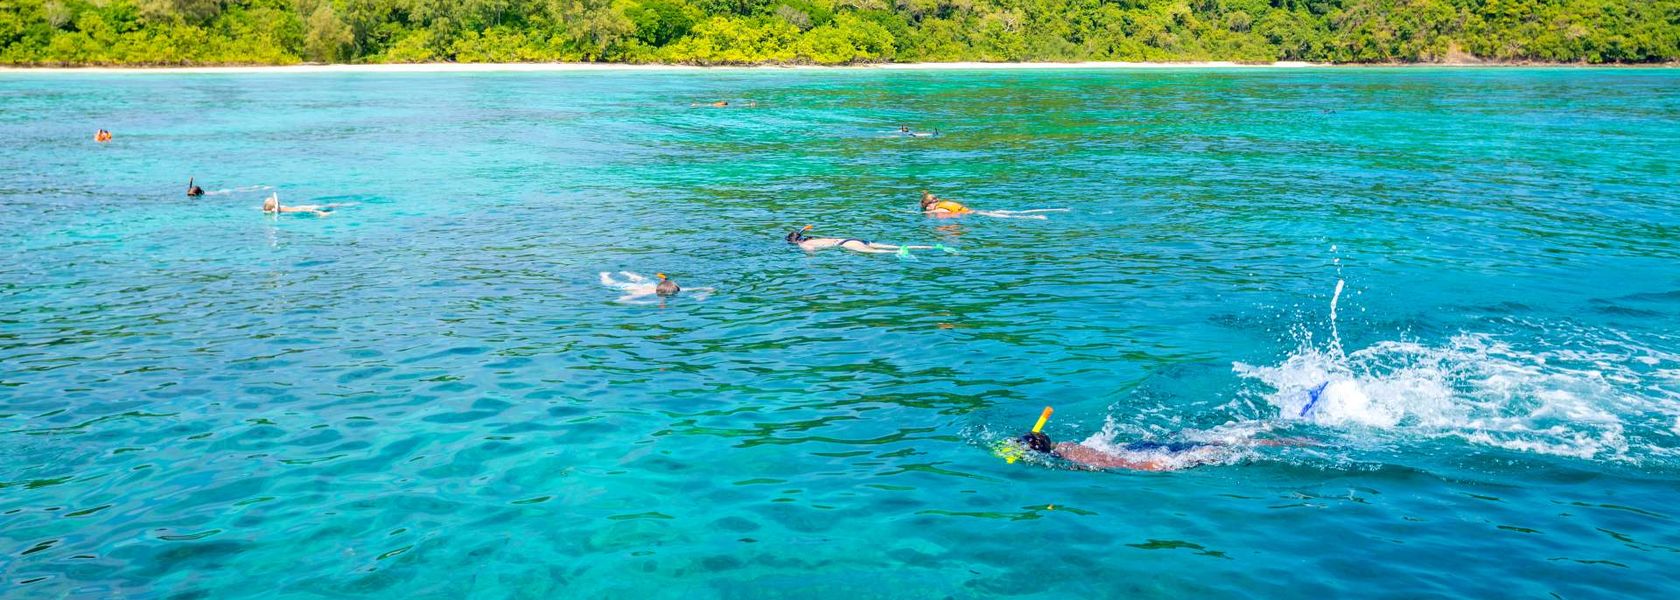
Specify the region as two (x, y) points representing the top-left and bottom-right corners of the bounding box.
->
(2, 0), (1676, 65)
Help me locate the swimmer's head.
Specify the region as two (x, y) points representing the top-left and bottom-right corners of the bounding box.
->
(262, 194), (277, 212)
(1016, 431), (1053, 454)
(786, 225), (812, 244)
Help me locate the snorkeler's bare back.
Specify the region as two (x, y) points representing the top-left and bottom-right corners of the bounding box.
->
(1053, 443), (1175, 471)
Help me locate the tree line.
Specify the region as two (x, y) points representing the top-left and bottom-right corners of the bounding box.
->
(2, 0), (1675, 66)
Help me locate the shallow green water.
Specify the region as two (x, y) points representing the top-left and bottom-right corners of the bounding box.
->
(2, 68), (1678, 598)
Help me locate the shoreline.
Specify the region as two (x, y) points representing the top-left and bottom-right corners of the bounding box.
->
(2, 60), (1672, 74)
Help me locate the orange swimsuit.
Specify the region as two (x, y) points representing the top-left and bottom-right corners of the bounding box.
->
(930, 200), (972, 214)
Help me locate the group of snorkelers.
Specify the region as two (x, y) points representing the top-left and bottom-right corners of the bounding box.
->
(782, 190), (976, 256)
(784, 189), (1071, 256)
(178, 175), (341, 217)
(93, 129), (113, 142)
(124, 117), (1289, 472)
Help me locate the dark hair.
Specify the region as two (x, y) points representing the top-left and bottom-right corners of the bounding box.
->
(785, 228), (808, 244)
(1017, 432), (1053, 453)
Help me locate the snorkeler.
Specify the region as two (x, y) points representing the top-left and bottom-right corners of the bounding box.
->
(599, 271), (713, 304)
(1012, 431), (1305, 472)
(920, 190), (973, 217)
(186, 178), (204, 197)
(919, 190), (1069, 220)
(261, 193), (334, 217)
(1012, 432), (1222, 471)
(94, 129), (112, 142)
(1004, 397), (1320, 472)
(785, 225), (952, 255)
(656, 273), (680, 296)
(692, 100), (729, 107)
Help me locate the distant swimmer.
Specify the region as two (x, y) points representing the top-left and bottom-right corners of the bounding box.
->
(94, 129), (112, 142)
(600, 271), (713, 304)
(186, 178), (204, 197)
(920, 190), (1069, 220)
(785, 225), (954, 256)
(692, 100), (729, 108)
(261, 193), (334, 217)
(898, 126), (939, 138)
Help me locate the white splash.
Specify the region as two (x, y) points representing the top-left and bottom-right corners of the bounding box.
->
(1233, 332), (1680, 461)
(1230, 278), (1680, 462)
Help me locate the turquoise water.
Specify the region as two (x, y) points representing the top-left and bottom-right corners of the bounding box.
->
(3, 67), (1679, 597)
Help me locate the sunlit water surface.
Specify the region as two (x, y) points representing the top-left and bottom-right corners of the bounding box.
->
(3, 68), (1679, 598)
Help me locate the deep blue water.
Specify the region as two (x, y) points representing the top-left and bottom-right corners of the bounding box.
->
(2, 67), (1679, 598)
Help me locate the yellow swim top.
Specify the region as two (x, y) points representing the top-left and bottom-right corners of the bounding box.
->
(932, 200), (972, 214)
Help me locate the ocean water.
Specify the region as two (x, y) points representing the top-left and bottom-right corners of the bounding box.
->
(2, 67), (1678, 598)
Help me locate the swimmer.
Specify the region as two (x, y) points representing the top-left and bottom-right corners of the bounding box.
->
(261, 193), (333, 217)
(186, 178), (204, 197)
(919, 190), (1069, 220)
(600, 271), (713, 304)
(692, 100), (729, 108)
(784, 225), (951, 255)
(1012, 431), (1302, 472)
(94, 129), (112, 142)
(920, 190), (973, 217)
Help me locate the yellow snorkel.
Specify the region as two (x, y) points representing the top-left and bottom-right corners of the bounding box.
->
(994, 406), (1053, 464)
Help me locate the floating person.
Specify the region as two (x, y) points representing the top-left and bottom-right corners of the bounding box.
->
(920, 190), (973, 217)
(261, 193), (336, 217)
(920, 190), (1069, 220)
(785, 225), (956, 256)
(600, 271), (713, 304)
(692, 100), (729, 108)
(897, 126), (939, 138)
(186, 178), (204, 197)
(94, 129), (112, 142)
(1010, 432), (1241, 471)
(997, 406), (1309, 471)
(655, 273), (680, 297)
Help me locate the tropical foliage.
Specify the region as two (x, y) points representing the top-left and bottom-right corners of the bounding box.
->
(1, 0), (1675, 65)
